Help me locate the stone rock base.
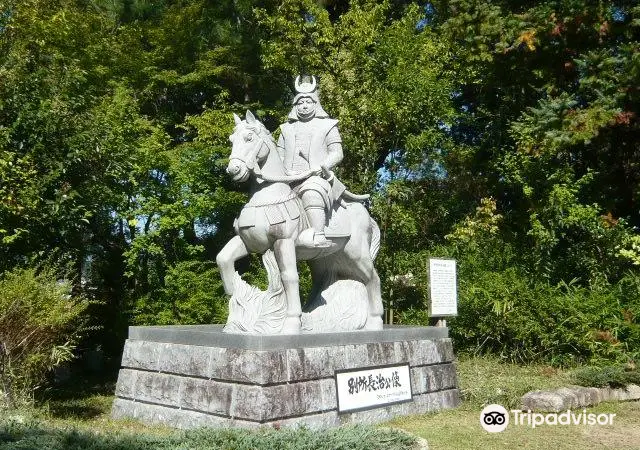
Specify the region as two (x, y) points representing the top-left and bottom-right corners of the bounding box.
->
(112, 325), (460, 429)
(522, 384), (640, 412)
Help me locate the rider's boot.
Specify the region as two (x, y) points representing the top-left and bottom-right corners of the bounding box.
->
(305, 208), (331, 248)
(302, 191), (332, 248)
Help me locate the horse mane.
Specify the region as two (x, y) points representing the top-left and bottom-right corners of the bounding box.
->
(245, 120), (278, 158)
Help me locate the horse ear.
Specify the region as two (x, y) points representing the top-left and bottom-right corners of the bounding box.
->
(233, 113), (242, 126)
(246, 110), (256, 124)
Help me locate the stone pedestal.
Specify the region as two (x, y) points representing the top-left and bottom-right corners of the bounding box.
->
(112, 325), (460, 429)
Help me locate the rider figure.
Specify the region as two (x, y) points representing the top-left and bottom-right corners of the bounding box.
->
(277, 76), (345, 248)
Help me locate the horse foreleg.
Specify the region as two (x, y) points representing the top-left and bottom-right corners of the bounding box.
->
(216, 236), (249, 296)
(274, 238), (301, 334)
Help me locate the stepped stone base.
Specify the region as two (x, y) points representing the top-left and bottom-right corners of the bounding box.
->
(112, 325), (460, 429)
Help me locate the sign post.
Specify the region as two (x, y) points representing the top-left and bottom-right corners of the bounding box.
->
(428, 258), (458, 326)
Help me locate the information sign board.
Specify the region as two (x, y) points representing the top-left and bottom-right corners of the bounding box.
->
(429, 258), (458, 316)
(335, 363), (412, 414)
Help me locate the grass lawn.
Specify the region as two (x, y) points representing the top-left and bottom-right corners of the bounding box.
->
(387, 356), (640, 450)
(1, 356), (639, 449)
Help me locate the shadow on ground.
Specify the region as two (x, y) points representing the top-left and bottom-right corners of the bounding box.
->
(36, 370), (118, 420)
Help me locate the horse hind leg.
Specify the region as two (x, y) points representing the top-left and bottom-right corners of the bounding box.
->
(362, 261), (384, 330)
(345, 244), (384, 331)
(343, 206), (384, 330)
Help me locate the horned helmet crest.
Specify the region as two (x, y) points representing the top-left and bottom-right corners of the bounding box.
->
(294, 75), (317, 94)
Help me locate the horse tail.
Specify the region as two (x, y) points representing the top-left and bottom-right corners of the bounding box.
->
(369, 218), (381, 260)
(224, 249), (287, 334)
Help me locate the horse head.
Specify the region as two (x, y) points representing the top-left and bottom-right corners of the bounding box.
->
(227, 110), (273, 183)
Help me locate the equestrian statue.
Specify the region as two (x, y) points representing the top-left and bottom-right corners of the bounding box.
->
(216, 76), (384, 334)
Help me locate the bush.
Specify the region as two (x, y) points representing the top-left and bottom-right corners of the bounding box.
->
(0, 420), (415, 450)
(0, 266), (89, 407)
(130, 260), (227, 326)
(435, 199), (640, 366)
(571, 365), (640, 388)
(450, 268), (640, 366)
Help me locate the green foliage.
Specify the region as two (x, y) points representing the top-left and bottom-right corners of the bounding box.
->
(445, 197), (503, 247)
(431, 0), (640, 278)
(395, 307), (431, 326)
(256, 0), (457, 192)
(0, 266), (89, 407)
(571, 365), (640, 389)
(0, 420), (415, 450)
(524, 180), (633, 285)
(1, 0), (639, 369)
(441, 198), (640, 366)
(0, 1), (151, 259)
(122, 108), (245, 325)
(450, 261), (640, 366)
(130, 260), (227, 326)
(618, 235), (640, 267)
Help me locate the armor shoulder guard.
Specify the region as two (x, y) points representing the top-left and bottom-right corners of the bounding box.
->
(324, 118), (339, 129)
(312, 118), (338, 135)
(280, 122), (295, 140)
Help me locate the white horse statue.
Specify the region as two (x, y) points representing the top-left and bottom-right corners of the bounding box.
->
(216, 111), (384, 334)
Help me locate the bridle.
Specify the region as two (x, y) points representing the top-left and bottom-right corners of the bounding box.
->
(228, 119), (319, 184)
(230, 123), (268, 176)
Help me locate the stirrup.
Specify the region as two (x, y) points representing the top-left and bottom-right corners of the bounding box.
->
(312, 232), (331, 248)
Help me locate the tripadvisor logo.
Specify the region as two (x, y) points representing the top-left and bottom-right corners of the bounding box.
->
(480, 404), (616, 432)
(480, 404), (509, 432)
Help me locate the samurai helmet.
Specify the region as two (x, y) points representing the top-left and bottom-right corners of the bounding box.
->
(288, 75), (329, 120)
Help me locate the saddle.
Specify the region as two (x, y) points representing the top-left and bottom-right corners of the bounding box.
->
(294, 172), (370, 259)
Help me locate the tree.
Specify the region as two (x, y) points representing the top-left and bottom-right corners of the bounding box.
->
(429, 0), (640, 284)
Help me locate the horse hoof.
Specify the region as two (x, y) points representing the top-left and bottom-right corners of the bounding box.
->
(363, 316), (383, 331)
(281, 317), (301, 334)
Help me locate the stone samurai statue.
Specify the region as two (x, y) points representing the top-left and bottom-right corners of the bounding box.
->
(277, 76), (346, 248)
(217, 75), (384, 334)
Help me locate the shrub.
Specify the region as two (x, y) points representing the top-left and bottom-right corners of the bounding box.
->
(0, 266), (89, 407)
(450, 269), (640, 366)
(130, 260), (227, 325)
(0, 420), (415, 450)
(435, 199), (640, 366)
(571, 365), (640, 388)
